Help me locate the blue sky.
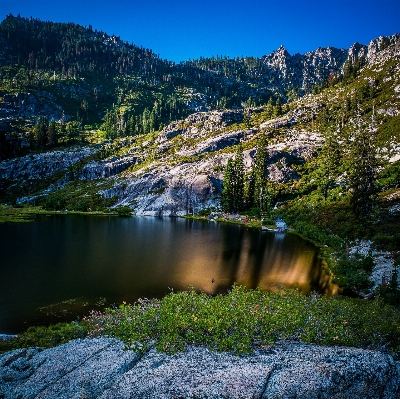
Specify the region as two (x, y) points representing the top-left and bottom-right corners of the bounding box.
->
(0, 0), (399, 62)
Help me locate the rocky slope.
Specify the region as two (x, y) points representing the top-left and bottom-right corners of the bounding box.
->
(1, 337), (399, 399)
(260, 33), (400, 94)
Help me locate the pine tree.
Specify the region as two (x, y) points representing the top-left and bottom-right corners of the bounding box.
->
(349, 111), (380, 219)
(273, 97), (282, 118)
(232, 144), (244, 211)
(253, 135), (270, 212)
(34, 116), (49, 147)
(221, 158), (234, 212)
(315, 129), (341, 200)
(264, 97), (274, 119)
(47, 119), (58, 147)
(245, 169), (256, 209)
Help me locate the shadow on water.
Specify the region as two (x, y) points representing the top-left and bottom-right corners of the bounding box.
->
(0, 215), (337, 333)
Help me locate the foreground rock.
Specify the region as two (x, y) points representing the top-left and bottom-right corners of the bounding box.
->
(1, 338), (399, 399)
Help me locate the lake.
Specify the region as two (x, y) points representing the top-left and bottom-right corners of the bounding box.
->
(0, 215), (337, 333)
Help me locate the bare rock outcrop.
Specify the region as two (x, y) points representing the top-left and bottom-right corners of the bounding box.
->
(0, 147), (95, 180)
(0, 91), (66, 122)
(79, 155), (138, 181)
(101, 161), (222, 216)
(1, 337), (399, 399)
(156, 110), (244, 144)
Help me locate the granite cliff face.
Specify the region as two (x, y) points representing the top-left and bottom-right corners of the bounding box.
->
(1, 337), (399, 399)
(260, 34), (400, 94)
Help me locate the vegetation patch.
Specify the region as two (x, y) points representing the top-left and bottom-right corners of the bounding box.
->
(84, 285), (400, 357)
(0, 322), (88, 353)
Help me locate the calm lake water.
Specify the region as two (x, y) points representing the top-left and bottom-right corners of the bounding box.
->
(0, 215), (336, 333)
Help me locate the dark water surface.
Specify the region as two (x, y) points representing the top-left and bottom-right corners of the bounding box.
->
(0, 215), (336, 333)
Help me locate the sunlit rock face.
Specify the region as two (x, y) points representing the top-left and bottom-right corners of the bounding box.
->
(1, 337), (398, 398)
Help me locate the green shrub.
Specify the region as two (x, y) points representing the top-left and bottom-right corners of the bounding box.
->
(115, 205), (132, 216)
(85, 285), (400, 357)
(333, 252), (374, 290)
(197, 208), (213, 217)
(377, 266), (400, 306)
(0, 322), (88, 353)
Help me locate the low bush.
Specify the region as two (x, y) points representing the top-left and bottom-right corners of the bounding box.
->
(333, 252), (375, 290)
(115, 205), (132, 216)
(376, 266), (400, 306)
(0, 322), (88, 353)
(85, 285), (400, 357)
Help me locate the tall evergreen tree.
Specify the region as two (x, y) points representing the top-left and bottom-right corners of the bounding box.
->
(34, 116), (49, 147)
(253, 135), (270, 212)
(47, 119), (58, 147)
(273, 97), (282, 118)
(264, 97), (274, 119)
(232, 144), (244, 211)
(221, 158), (234, 212)
(245, 169), (256, 209)
(349, 111), (380, 219)
(315, 128), (341, 200)
(221, 144), (245, 213)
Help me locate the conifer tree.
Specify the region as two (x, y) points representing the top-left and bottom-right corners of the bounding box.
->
(221, 144), (245, 213)
(221, 158), (234, 212)
(34, 116), (49, 147)
(264, 97), (274, 119)
(47, 119), (58, 147)
(273, 98), (282, 118)
(253, 135), (270, 212)
(349, 111), (380, 219)
(245, 169), (256, 209)
(232, 144), (244, 211)
(315, 128), (341, 200)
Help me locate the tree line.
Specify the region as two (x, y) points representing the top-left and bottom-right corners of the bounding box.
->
(221, 135), (271, 215)
(221, 110), (380, 221)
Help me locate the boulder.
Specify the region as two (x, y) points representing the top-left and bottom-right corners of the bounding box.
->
(0, 338), (399, 399)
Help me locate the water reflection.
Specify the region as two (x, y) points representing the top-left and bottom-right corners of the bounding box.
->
(0, 215), (338, 333)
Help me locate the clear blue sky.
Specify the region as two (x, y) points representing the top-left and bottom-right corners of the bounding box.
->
(0, 0), (399, 62)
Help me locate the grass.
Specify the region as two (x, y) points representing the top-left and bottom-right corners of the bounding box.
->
(182, 214), (262, 229)
(0, 204), (120, 223)
(0, 322), (89, 353)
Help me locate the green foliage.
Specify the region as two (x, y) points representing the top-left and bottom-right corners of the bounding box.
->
(85, 285), (400, 356)
(252, 134), (271, 213)
(221, 158), (234, 212)
(333, 252), (374, 290)
(314, 130), (341, 200)
(221, 145), (245, 213)
(376, 266), (400, 306)
(0, 322), (88, 353)
(377, 114), (400, 144)
(342, 55), (366, 84)
(378, 161), (400, 189)
(34, 116), (49, 147)
(115, 205), (132, 217)
(349, 113), (380, 220)
(42, 182), (115, 212)
(197, 208), (213, 217)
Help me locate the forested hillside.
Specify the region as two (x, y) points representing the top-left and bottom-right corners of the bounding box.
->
(1, 13), (386, 156)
